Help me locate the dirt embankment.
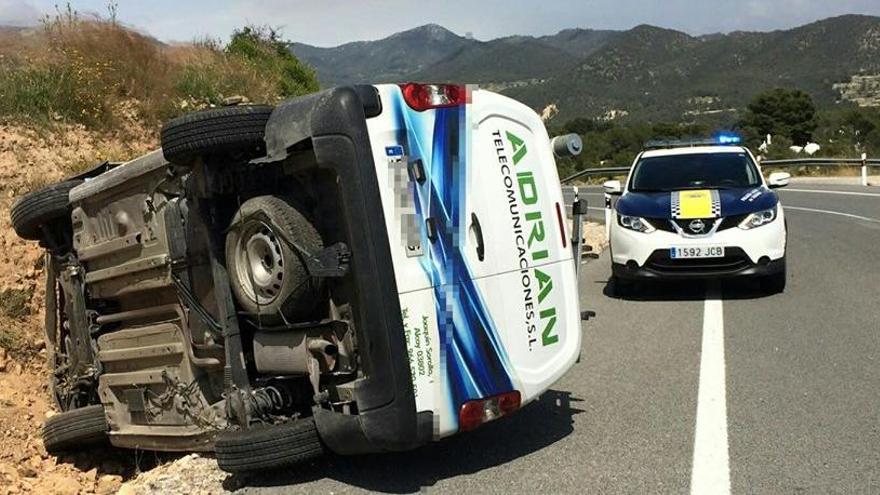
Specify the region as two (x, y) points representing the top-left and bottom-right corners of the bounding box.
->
(0, 123), (156, 495)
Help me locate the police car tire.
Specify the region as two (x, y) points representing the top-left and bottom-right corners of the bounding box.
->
(215, 418), (325, 473)
(761, 271), (786, 294)
(10, 180), (82, 241)
(160, 105), (273, 166)
(42, 405), (109, 454)
(612, 276), (635, 297)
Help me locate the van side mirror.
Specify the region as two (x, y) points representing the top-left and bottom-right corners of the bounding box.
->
(603, 180), (623, 196)
(768, 172), (790, 189)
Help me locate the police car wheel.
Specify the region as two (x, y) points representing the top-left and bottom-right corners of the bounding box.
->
(760, 271), (786, 294)
(612, 276), (635, 298)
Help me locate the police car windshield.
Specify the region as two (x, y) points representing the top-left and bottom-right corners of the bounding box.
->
(629, 152), (761, 192)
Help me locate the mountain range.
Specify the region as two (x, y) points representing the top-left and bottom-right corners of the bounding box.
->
(289, 15), (880, 123)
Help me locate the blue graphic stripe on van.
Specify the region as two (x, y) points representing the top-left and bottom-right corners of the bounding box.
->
(392, 94), (515, 424)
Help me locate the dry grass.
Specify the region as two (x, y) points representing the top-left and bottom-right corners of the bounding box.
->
(0, 11), (318, 135)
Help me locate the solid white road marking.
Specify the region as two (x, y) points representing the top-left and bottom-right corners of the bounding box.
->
(784, 188), (880, 198)
(785, 205), (880, 224)
(691, 288), (731, 495)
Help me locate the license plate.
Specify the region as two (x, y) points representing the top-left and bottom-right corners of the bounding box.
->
(670, 246), (725, 259)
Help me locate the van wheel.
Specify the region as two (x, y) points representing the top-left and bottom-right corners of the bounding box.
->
(226, 196), (323, 324)
(215, 418), (325, 473)
(160, 105), (273, 166)
(42, 405), (108, 454)
(10, 180), (82, 242)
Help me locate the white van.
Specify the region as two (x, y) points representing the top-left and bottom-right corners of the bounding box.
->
(11, 83), (581, 473)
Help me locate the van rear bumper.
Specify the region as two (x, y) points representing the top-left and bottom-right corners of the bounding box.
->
(264, 86), (430, 454)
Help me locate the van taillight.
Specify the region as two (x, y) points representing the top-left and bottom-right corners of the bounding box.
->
(400, 83), (467, 111)
(458, 391), (521, 432)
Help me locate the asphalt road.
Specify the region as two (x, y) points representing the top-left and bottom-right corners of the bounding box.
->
(239, 183), (880, 494)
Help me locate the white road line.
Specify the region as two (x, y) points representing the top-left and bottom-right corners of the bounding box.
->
(690, 288), (731, 495)
(784, 188), (880, 198)
(785, 205), (880, 224)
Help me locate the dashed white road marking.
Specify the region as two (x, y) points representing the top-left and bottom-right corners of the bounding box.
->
(785, 205), (880, 224)
(784, 188), (880, 198)
(690, 288), (731, 495)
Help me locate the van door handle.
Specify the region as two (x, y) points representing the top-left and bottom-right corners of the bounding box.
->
(470, 212), (485, 262)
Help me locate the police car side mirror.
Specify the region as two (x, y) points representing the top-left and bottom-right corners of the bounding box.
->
(768, 172), (790, 189)
(603, 180), (623, 196)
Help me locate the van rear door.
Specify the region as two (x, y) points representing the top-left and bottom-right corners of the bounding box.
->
(366, 84), (580, 436)
(461, 88), (580, 403)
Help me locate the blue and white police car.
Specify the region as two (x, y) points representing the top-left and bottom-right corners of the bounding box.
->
(605, 137), (790, 295)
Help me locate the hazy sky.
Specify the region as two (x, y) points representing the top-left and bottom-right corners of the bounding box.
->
(2, 0), (880, 46)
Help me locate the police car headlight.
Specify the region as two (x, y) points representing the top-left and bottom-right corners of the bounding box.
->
(738, 207), (777, 230)
(618, 214), (655, 233)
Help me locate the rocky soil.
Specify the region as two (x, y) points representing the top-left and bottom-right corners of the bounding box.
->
(0, 123), (156, 495)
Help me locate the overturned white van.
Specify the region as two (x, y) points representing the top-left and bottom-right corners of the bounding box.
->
(11, 83), (582, 473)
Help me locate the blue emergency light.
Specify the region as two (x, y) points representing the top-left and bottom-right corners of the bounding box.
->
(644, 133), (743, 149)
(715, 133), (742, 145)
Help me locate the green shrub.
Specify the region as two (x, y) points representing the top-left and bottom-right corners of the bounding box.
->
(0, 9), (319, 131)
(225, 26), (320, 98)
(0, 287), (33, 320)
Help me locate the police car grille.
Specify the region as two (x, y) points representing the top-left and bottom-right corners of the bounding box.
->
(672, 218), (717, 235)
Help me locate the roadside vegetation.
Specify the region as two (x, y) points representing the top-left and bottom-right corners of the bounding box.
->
(553, 88), (880, 179)
(0, 5), (318, 132)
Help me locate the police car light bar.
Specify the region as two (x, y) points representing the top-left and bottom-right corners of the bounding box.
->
(644, 134), (742, 150)
(716, 133), (742, 144)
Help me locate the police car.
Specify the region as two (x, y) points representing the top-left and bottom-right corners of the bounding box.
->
(605, 137), (789, 295)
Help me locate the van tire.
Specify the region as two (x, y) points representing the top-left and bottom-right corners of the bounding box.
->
(215, 418), (325, 473)
(226, 195), (323, 324)
(42, 405), (108, 453)
(10, 180), (81, 241)
(160, 105), (273, 166)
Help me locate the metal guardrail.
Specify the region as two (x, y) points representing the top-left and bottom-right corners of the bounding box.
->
(563, 156), (880, 186)
(561, 167), (630, 184)
(758, 156), (879, 186)
(760, 158), (880, 166)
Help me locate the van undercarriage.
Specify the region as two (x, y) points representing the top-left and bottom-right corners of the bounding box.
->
(18, 87), (427, 472)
